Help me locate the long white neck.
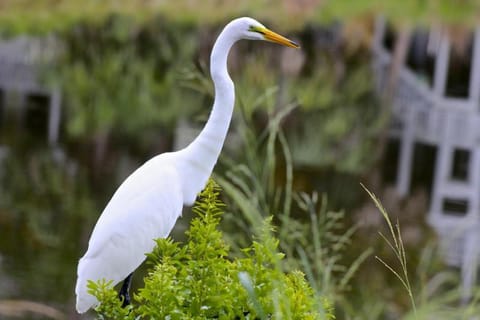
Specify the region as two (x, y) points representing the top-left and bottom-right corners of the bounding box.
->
(178, 25), (237, 205)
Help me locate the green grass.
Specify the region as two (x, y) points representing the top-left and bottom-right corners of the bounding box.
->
(362, 184), (417, 316)
(2, 0), (480, 35)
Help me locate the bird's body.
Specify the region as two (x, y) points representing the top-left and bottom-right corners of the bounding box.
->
(75, 17), (298, 314)
(76, 154), (183, 312)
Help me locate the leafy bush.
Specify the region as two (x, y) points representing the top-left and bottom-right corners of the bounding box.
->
(49, 15), (200, 144)
(88, 181), (335, 319)
(288, 60), (385, 173)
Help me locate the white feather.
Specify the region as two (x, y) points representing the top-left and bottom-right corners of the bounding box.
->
(76, 155), (183, 312)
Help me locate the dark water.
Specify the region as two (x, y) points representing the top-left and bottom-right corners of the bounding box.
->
(0, 157), (194, 320)
(0, 147), (97, 319)
(0, 205), (85, 319)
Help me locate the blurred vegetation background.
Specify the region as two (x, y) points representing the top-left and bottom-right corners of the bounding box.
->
(1, 0), (480, 319)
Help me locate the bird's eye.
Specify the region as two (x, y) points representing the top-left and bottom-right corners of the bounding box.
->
(249, 26), (265, 35)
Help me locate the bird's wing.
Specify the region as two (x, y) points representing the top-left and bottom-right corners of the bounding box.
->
(75, 158), (183, 312)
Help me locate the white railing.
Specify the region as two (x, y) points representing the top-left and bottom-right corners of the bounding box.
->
(373, 18), (480, 300)
(0, 36), (60, 92)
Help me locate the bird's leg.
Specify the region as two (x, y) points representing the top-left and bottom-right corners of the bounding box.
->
(118, 272), (133, 307)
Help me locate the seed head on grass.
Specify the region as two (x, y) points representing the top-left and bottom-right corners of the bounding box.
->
(361, 183), (417, 316)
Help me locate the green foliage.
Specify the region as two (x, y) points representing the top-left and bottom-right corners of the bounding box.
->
(0, 1), (280, 35)
(87, 280), (133, 319)
(42, 12), (385, 175)
(0, 149), (94, 247)
(282, 193), (372, 300)
(217, 106), (294, 234)
(88, 181), (334, 319)
(363, 185), (417, 315)
(359, 185), (480, 320)
(182, 34), (385, 175)
(288, 61), (386, 173)
(315, 0), (480, 27)
(233, 54), (279, 119)
(2, 0), (480, 35)
(47, 15), (200, 145)
(216, 109), (371, 306)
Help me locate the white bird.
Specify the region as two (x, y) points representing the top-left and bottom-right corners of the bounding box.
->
(75, 16), (299, 314)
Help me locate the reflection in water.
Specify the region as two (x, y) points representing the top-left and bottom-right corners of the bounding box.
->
(0, 149), (94, 319)
(0, 241), (78, 319)
(0, 228), (83, 319)
(0, 300), (65, 319)
(0, 148), (193, 319)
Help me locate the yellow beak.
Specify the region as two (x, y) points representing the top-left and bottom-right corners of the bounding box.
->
(261, 27), (300, 49)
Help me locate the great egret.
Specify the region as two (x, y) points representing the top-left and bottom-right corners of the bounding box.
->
(75, 17), (299, 313)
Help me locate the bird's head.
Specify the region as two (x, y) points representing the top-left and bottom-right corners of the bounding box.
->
(232, 17), (300, 48)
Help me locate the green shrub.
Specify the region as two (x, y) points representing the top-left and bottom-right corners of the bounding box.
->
(88, 181), (334, 319)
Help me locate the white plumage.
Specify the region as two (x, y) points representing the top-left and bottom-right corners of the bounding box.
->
(75, 17), (299, 313)
(76, 155), (183, 312)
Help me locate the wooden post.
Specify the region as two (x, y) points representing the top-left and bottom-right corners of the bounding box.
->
(396, 106), (416, 197)
(468, 147), (480, 218)
(469, 27), (480, 106)
(433, 36), (450, 97)
(461, 229), (479, 303)
(429, 112), (451, 217)
(373, 16), (386, 51)
(48, 87), (61, 146)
